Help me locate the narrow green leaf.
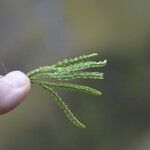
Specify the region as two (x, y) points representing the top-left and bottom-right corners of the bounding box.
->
(27, 53), (100, 78)
(53, 53), (98, 67)
(27, 65), (56, 78)
(30, 71), (104, 81)
(55, 60), (107, 74)
(54, 72), (104, 80)
(30, 60), (106, 78)
(33, 80), (102, 96)
(32, 80), (86, 128)
(27, 53), (107, 128)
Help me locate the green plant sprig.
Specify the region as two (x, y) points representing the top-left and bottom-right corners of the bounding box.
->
(27, 53), (107, 128)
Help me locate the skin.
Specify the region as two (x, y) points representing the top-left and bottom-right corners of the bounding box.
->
(0, 71), (31, 115)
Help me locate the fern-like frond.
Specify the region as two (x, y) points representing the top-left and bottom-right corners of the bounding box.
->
(32, 80), (101, 96)
(53, 53), (98, 67)
(28, 60), (107, 79)
(54, 60), (107, 74)
(32, 80), (85, 128)
(27, 54), (107, 78)
(53, 72), (104, 80)
(27, 53), (107, 128)
(30, 72), (104, 80)
(27, 66), (55, 78)
(27, 53), (98, 78)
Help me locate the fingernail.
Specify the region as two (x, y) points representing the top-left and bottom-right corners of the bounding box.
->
(1, 71), (30, 88)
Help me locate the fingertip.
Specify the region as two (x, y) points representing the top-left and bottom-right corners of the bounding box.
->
(0, 71), (31, 114)
(4, 71), (31, 89)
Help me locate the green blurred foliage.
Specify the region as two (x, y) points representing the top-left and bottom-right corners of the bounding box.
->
(0, 0), (150, 150)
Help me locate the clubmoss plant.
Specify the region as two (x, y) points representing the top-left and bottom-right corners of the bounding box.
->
(27, 53), (107, 128)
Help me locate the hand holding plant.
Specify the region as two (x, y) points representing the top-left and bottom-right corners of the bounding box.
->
(27, 53), (107, 128)
(0, 53), (107, 128)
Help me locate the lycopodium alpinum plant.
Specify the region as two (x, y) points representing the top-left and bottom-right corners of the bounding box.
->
(27, 53), (107, 128)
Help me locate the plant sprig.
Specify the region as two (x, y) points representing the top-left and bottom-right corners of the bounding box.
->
(27, 53), (107, 128)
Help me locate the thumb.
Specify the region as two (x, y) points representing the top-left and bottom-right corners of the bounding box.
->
(0, 71), (31, 115)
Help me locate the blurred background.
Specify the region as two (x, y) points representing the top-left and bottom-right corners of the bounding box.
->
(0, 0), (150, 150)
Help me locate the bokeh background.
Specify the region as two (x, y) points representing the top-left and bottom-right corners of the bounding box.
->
(0, 0), (150, 150)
